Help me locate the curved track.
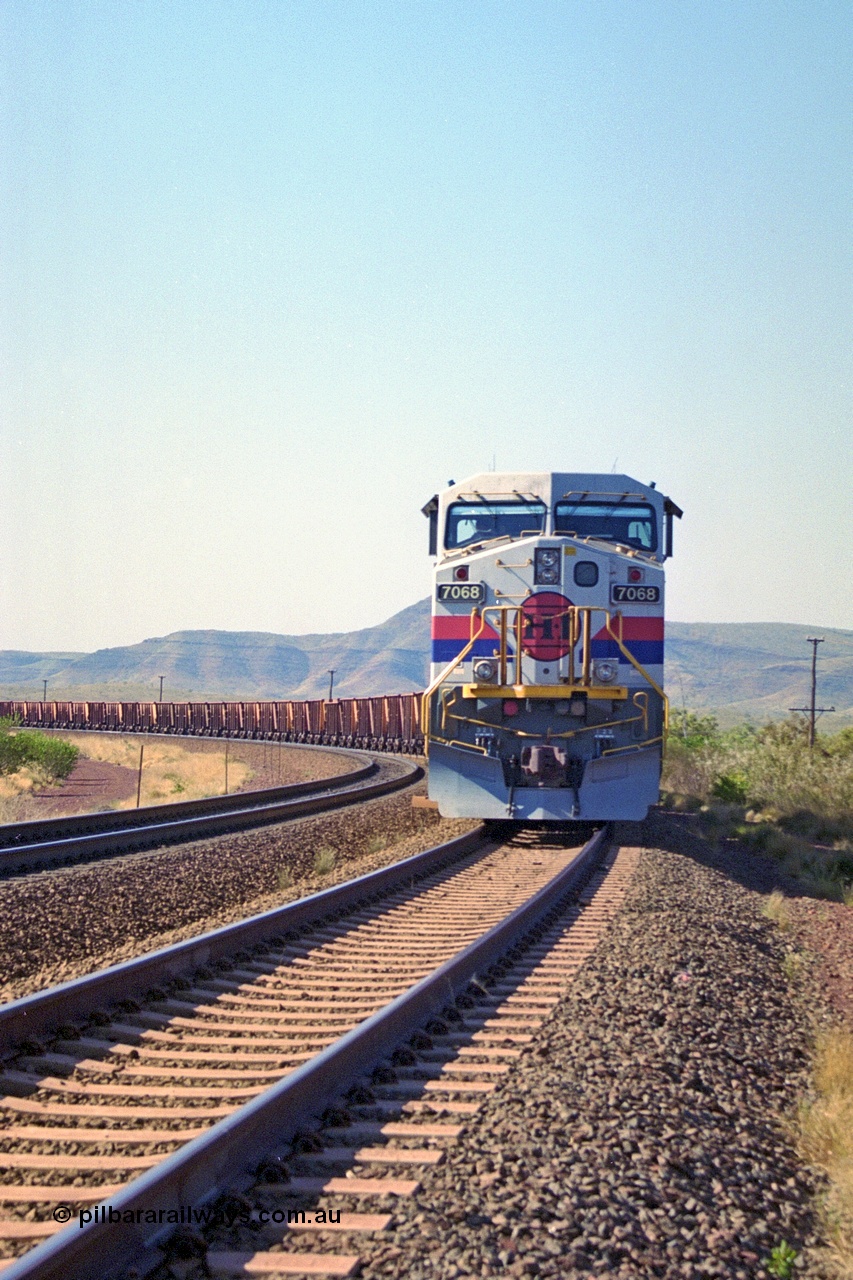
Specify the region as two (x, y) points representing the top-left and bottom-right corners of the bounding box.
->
(0, 826), (625, 1279)
(0, 753), (419, 876)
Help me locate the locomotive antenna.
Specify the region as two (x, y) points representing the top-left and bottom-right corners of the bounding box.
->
(789, 637), (834, 748)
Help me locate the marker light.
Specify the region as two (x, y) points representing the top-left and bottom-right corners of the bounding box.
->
(454, 565), (470, 581)
(628, 567), (643, 583)
(503, 700), (519, 717)
(473, 659), (497, 682)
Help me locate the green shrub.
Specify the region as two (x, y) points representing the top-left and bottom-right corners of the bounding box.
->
(711, 772), (749, 804)
(17, 732), (79, 782)
(664, 715), (853, 831)
(663, 714), (853, 892)
(0, 723), (79, 783)
(0, 733), (28, 774)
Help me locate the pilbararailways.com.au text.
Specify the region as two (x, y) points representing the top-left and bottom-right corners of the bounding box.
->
(52, 1204), (342, 1229)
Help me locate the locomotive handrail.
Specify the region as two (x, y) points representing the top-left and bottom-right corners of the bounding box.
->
(420, 608), (490, 734)
(470, 602), (665, 702)
(424, 601), (669, 742)
(436, 684), (652, 747)
(603, 614), (668, 728)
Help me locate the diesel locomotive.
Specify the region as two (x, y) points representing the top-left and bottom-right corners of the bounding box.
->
(421, 472), (681, 821)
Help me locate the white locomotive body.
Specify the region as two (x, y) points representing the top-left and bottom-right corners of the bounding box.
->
(422, 472), (681, 821)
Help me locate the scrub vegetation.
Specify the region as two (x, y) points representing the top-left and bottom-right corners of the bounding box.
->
(662, 711), (853, 901)
(0, 717), (79, 786)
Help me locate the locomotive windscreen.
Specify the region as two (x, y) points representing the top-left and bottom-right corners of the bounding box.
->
(553, 500), (657, 550)
(446, 499), (546, 549)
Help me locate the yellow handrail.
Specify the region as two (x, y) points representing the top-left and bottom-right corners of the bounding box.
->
(424, 602), (669, 735)
(421, 610), (489, 735)
(603, 615), (669, 730)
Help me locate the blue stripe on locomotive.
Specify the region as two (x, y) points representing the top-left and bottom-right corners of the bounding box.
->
(433, 639), (664, 665)
(432, 639), (506, 663)
(589, 638), (664, 665)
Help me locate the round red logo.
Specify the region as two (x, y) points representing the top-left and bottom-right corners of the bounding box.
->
(521, 591), (574, 661)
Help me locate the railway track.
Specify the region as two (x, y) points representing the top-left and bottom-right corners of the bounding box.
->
(0, 823), (638, 1279)
(0, 752), (419, 876)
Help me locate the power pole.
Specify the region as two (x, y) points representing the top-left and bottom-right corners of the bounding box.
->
(790, 637), (835, 748)
(328, 669), (336, 701)
(158, 675), (165, 703)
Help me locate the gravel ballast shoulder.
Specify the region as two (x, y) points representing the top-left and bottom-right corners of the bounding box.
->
(0, 771), (475, 1004)
(356, 816), (827, 1280)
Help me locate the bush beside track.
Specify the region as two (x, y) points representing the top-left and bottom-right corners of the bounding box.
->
(0, 718), (78, 784)
(662, 710), (853, 902)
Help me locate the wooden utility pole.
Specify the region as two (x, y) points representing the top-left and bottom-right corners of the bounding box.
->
(790, 637), (835, 748)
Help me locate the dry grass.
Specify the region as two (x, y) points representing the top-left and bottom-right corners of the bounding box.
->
(0, 788), (43, 824)
(62, 734), (252, 807)
(796, 1028), (853, 1277)
(762, 890), (792, 931)
(0, 768), (42, 801)
(313, 846), (337, 876)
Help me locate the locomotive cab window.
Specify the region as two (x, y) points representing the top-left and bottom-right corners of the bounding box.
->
(554, 501), (657, 551)
(445, 499), (546, 549)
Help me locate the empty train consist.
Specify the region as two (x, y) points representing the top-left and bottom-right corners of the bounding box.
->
(0, 696), (424, 753)
(421, 472), (681, 821)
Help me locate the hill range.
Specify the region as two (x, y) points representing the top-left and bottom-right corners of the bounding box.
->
(2, 600), (851, 730)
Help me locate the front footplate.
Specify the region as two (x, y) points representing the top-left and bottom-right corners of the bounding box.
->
(428, 739), (660, 820)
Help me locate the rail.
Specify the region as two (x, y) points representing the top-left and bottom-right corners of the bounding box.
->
(0, 826), (609, 1280)
(0, 748), (375, 849)
(0, 754), (421, 875)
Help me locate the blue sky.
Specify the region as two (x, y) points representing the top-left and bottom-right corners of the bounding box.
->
(2, 0), (850, 652)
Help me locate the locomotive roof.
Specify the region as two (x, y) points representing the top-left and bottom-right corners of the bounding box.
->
(438, 472), (678, 511)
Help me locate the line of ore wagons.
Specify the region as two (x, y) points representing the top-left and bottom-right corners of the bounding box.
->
(0, 697), (425, 754)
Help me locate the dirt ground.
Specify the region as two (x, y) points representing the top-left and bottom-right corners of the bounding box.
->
(1, 736), (357, 822)
(787, 896), (853, 1031)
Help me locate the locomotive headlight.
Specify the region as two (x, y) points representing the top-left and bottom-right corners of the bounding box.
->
(534, 548), (561, 585)
(593, 659), (619, 684)
(473, 659), (497, 683)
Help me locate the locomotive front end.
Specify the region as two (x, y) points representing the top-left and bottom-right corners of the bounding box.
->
(422, 472), (681, 821)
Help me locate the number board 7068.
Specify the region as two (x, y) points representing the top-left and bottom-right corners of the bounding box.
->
(437, 582), (485, 604)
(610, 584), (660, 604)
